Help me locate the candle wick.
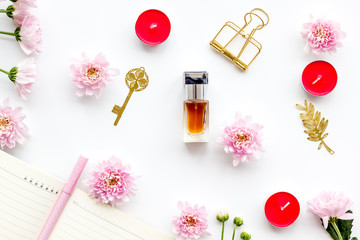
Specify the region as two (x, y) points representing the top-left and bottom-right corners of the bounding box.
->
(312, 75), (322, 85)
(281, 202), (290, 211)
(150, 24), (157, 30)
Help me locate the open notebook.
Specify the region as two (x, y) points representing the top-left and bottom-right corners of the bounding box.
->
(0, 150), (173, 240)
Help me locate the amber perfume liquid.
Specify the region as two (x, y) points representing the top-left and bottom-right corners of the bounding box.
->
(184, 100), (209, 142)
(185, 100), (208, 134)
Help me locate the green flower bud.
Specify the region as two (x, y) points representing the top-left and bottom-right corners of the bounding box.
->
(216, 209), (229, 222)
(240, 232), (251, 240)
(8, 67), (18, 82)
(233, 217), (243, 227)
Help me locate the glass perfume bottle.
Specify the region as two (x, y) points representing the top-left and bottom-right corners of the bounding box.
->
(183, 71), (209, 142)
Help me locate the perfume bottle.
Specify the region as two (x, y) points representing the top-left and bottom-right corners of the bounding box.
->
(183, 71), (209, 142)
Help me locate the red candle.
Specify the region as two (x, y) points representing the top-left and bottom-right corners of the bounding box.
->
(264, 192), (300, 227)
(302, 61), (337, 96)
(135, 9), (171, 45)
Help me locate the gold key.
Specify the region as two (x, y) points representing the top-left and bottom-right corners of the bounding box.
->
(112, 67), (149, 126)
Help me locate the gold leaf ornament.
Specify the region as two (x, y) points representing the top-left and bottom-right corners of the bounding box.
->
(296, 99), (334, 155)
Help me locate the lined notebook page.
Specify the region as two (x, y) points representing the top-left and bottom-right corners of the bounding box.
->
(0, 150), (65, 240)
(49, 188), (174, 240)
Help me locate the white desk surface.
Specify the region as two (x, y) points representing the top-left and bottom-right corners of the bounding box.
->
(1, 0), (359, 239)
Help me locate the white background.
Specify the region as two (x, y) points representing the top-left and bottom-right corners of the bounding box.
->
(1, 0), (360, 239)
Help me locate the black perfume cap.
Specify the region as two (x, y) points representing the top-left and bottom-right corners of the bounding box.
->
(184, 71), (208, 84)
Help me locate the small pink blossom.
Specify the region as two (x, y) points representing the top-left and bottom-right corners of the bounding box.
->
(17, 15), (42, 55)
(70, 53), (120, 98)
(12, 4), (33, 27)
(173, 202), (210, 240)
(302, 16), (346, 55)
(308, 191), (353, 229)
(8, 57), (36, 100)
(218, 114), (263, 167)
(13, 0), (37, 8)
(85, 156), (137, 206)
(0, 98), (29, 149)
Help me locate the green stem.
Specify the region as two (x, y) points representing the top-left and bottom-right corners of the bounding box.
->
(0, 9), (7, 13)
(231, 225), (236, 240)
(0, 68), (10, 75)
(330, 220), (343, 240)
(221, 222), (225, 240)
(0, 30), (15, 36)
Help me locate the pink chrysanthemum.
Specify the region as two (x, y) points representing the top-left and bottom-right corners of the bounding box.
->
(308, 191), (353, 229)
(0, 98), (29, 149)
(16, 15), (42, 55)
(172, 202), (210, 240)
(7, 57), (36, 100)
(11, 4), (33, 27)
(13, 0), (37, 8)
(85, 156), (137, 206)
(302, 16), (346, 55)
(70, 53), (120, 98)
(218, 114), (263, 167)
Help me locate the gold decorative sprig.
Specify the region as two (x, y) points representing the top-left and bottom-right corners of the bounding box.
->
(296, 99), (334, 155)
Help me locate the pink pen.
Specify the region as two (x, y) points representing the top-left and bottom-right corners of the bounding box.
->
(38, 156), (88, 240)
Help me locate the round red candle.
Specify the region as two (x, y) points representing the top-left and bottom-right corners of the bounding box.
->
(264, 192), (300, 227)
(135, 9), (171, 45)
(302, 61), (337, 96)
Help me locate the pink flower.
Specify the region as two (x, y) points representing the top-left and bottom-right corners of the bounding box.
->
(302, 16), (346, 55)
(70, 53), (120, 98)
(7, 57), (36, 100)
(308, 191), (353, 229)
(172, 202), (210, 240)
(85, 156), (137, 206)
(12, 4), (33, 27)
(0, 98), (29, 149)
(13, 0), (37, 8)
(16, 15), (42, 55)
(217, 114), (263, 167)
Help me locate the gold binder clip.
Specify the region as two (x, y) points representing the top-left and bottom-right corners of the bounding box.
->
(210, 8), (269, 70)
